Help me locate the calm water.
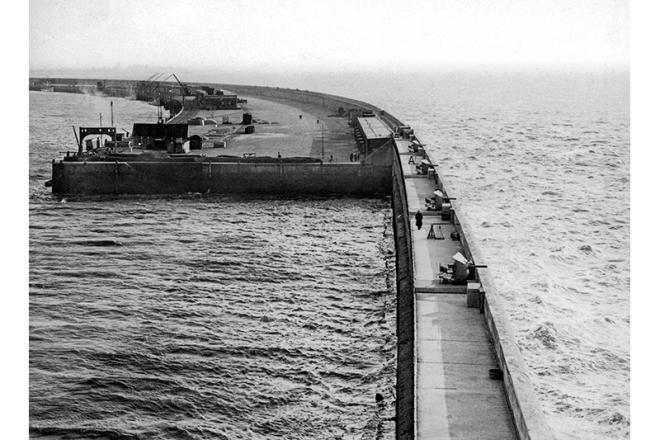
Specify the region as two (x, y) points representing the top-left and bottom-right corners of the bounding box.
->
(29, 92), (397, 439)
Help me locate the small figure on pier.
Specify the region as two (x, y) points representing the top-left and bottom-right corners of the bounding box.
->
(415, 210), (423, 230)
(329, 154), (333, 162)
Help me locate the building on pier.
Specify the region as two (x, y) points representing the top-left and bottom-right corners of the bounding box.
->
(356, 116), (393, 156)
(131, 123), (189, 152)
(96, 80), (136, 97)
(198, 93), (239, 110)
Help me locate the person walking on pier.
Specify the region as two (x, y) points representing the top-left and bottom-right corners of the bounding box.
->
(415, 210), (424, 230)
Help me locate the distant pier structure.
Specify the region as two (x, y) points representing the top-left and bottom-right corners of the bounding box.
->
(134, 75), (240, 110)
(96, 79), (136, 97)
(30, 74), (240, 113)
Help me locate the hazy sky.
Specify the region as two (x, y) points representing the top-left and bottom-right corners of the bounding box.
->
(30, 0), (628, 72)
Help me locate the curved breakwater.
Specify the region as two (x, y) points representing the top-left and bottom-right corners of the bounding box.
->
(31, 86), (552, 440)
(30, 71), (629, 440)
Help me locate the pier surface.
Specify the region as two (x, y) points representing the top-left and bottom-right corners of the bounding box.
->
(396, 140), (517, 439)
(171, 95), (356, 160)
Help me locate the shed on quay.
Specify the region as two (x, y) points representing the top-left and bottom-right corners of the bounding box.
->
(356, 116), (393, 155)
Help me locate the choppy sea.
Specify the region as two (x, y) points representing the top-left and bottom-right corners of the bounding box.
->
(29, 92), (397, 439)
(30, 70), (630, 440)
(313, 71), (629, 440)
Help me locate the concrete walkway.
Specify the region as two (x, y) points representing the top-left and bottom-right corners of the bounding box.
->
(398, 138), (516, 439)
(170, 96), (358, 160)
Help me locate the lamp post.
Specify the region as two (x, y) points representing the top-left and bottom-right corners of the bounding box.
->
(318, 119), (325, 160)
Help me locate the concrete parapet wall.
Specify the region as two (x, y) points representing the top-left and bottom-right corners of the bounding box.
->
(205, 162), (391, 195)
(52, 160), (392, 196)
(391, 144), (415, 440)
(211, 84), (407, 133)
(213, 84), (378, 115)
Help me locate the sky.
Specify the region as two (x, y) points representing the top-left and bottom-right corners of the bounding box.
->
(29, 0), (629, 73)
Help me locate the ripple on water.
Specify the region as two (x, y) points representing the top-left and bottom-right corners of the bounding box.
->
(29, 93), (397, 439)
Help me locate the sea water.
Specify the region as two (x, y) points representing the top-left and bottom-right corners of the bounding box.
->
(29, 92), (397, 439)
